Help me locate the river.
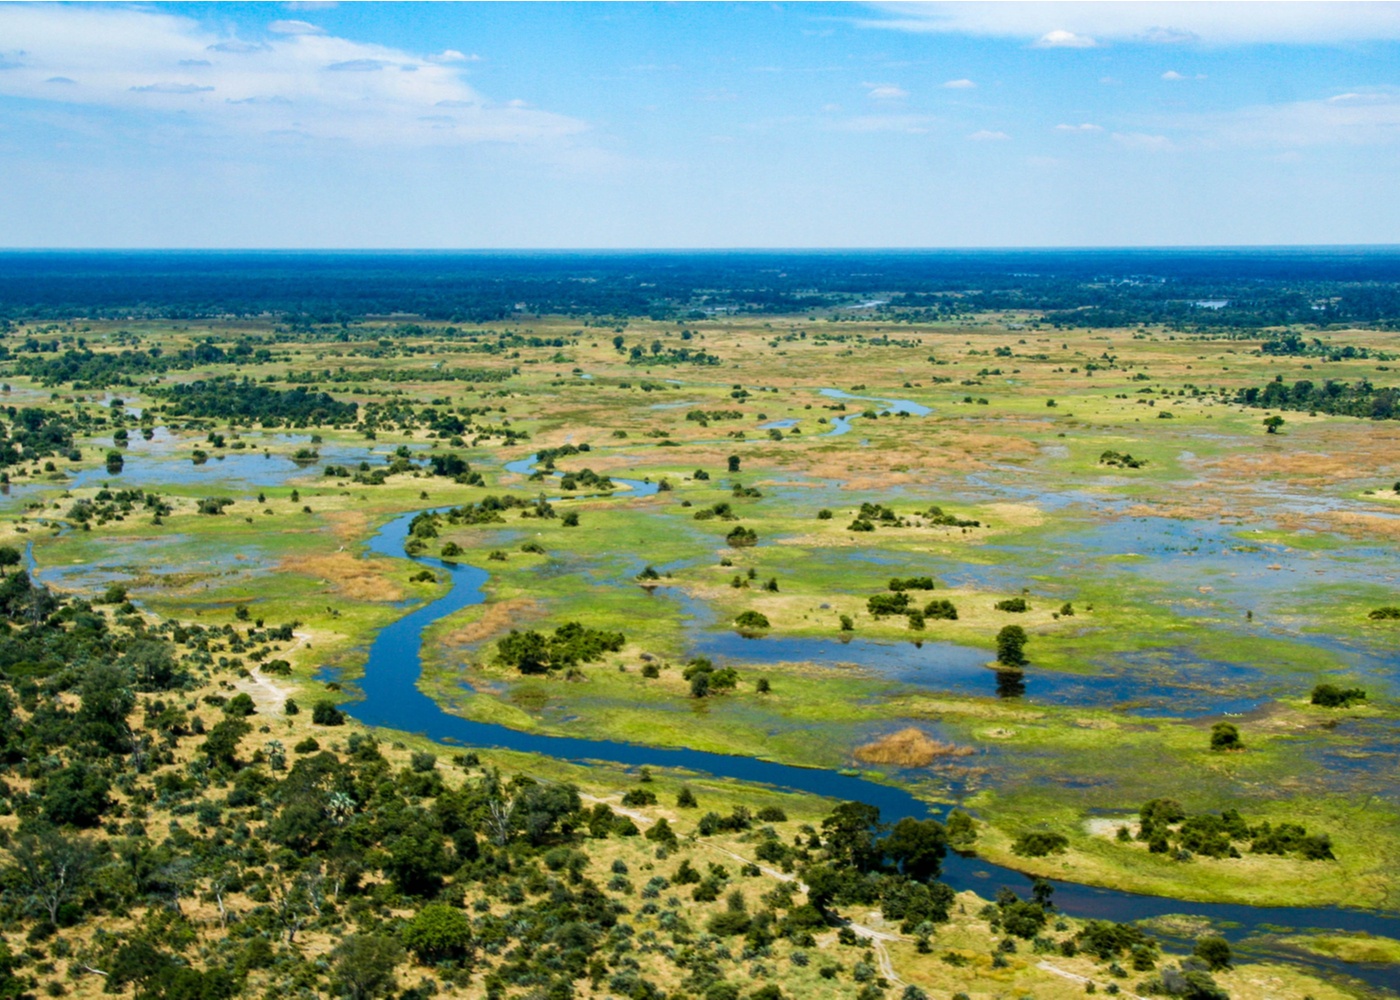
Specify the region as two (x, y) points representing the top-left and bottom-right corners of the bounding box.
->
(343, 502), (1400, 992)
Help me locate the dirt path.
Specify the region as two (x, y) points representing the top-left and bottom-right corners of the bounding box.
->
(1037, 960), (1147, 1000)
(233, 630), (308, 715)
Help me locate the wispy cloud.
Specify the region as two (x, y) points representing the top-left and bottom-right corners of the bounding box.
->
(1055, 122), (1103, 132)
(0, 4), (588, 147)
(1034, 30), (1097, 49)
(863, 82), (908, 100)
(941, 78), (976, 89)
(130, 82), (214, 94)
(859, 2), (1400, 46)
(968, 129), (1011, 141)
(268, 20), (324, 36)
(832, 114), (935, 133)
(1112, 132), (1175, 151)
(428, 50), (479, 64)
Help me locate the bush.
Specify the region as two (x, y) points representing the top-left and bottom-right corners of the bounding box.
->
(725, 526), (758, 548)
(403, 903), (473, 963)
(1209, 722), (1242, 751)
(621, 788), (657, 807)
(312, 700), (345, 726)
(1193, 936), (1231, 971)
(995, 597), (1028, 613)
(735, 610), (770, 630)
(1369, 606), (1400, 619)
(1310, 683), (1366, 708)
(1011, 831), (1069, 857)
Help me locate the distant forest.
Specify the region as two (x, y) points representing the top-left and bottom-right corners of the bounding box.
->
(2, 249), (1400, 329)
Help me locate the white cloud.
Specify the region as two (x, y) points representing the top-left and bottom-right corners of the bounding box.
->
(1161, 70), (1186, 81)
(832, 114), (936, 133)
(860, 2), (1400, 46)
(130, 82), (214, 94)
(0, 4), (587, 147)
(1034, 29), (1097, 48)
(268, 20), (324, 36)
(1055, 122), (1102, 132)
(969, 129), (1011, 141)
(429, 50), (479, 64)
(864, 82), (909, 99)
(1112, 132), (1175, 151)
(941, 78), (976, 89)
(1177, 89), (1400, 148)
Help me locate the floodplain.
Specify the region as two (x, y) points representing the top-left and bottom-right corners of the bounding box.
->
(3, 295), (1399, 999)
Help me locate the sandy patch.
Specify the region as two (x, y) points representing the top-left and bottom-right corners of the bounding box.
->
(236, 668), (292, 716)
(854, 727), (975, 767)
(1085, 817), (1137, 838)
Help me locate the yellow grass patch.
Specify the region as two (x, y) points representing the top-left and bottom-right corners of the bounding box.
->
(281, 551), (404, 602)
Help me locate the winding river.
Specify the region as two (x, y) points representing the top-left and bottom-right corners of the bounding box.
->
(345, 500), (1400, 990)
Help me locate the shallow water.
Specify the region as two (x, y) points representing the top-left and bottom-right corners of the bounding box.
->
(819, 387), (931, 437)
(337, 506), (1400, 987)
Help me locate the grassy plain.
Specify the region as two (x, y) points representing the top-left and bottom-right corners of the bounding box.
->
(6, 311), (1400, 939)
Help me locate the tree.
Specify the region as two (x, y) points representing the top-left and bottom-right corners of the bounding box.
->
(403, 903), (473, 963)
(1263, 415), (1285, 434)
(0, 546), (20, 578)
(822, 801), (884, 871)
(1209, 722), (1243, 751)
(995, 625), (1028, 666)
(883, 817), (948, 881)
(201, 718), (252, 768)
(313, 700), (345, 725)
(727, 454), (741, 473)
(41, 762), (112, 828)
(331, 935), (403, 1000)
(1193, 935), (1232, 971)
(385, 824), (449, 897)
(6, 824), (101, 925)
(77, 661), (136, 754)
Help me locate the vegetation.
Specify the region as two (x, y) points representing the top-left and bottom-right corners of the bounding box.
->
(0, 261), (1393, 997)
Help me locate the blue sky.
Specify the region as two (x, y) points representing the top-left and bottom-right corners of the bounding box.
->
(1, 1), (1398, 248)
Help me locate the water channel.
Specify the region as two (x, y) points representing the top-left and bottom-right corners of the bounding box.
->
(344, 503), (1400, 991)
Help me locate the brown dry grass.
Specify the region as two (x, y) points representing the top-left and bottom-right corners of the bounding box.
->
(324, 509), (370, 545)
(442, 596), (543, 648)
(854, 727), (975, 767)
(280, 551), (404, 602)
(1320, 511), (1400, 542)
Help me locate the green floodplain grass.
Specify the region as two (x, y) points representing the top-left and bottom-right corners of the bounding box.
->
(6, 314), (1400, 919)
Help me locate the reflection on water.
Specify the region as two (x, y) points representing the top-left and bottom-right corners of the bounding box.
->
(335, 506), (1400, 984)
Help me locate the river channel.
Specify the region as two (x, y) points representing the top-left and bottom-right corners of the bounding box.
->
(344, 501), (1400, 992)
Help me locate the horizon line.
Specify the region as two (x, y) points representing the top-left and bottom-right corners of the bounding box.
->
(2, 244), (1400, 254)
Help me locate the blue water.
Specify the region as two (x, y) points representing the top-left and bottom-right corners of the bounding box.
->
(339, 507), (1400, 987)
(820, 387), (931, 437)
